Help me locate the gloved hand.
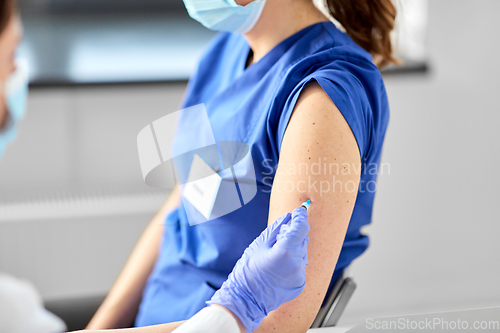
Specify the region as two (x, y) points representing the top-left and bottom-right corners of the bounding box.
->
(207, 206), (310, 332)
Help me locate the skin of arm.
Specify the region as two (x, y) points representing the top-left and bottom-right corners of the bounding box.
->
(254, 81), (361, 332)
(81, 81), (360, 333)
(86, 187), (181, 329)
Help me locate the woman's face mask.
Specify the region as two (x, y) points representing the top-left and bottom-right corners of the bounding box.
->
(182, 0), (266, 34)
(0, 59), (29, 157)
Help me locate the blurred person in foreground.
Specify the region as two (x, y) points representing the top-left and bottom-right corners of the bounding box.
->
(0, 0), (66, 332)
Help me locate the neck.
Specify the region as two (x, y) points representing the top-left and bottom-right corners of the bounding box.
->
(243, 0), (329, 64)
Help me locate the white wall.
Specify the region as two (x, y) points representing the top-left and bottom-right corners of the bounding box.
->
(0, 84), (184, 300)
(339, 0), (500, 324)
(0, 84), (185, 190)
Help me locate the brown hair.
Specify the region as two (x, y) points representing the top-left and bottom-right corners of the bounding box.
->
(0, 0), (15, 34)
(325, 0), (398, 68)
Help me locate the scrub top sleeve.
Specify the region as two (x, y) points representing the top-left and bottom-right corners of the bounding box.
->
(276, 70), (371, 160)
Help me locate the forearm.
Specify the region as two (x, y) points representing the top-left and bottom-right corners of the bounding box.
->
(87, 187), (181, 329)
(78, 321), (184, 333)
(81, 305), (245, 333)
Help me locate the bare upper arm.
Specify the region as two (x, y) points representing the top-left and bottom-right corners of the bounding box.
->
(257, 81), (361, 332)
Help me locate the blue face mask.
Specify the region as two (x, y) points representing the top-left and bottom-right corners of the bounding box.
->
(0, 59), (29, 158)
(183, 0), (266, 34)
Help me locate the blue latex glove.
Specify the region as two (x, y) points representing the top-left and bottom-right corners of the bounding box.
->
(207, 206), (310, 332)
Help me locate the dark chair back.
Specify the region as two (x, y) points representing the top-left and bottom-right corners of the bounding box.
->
(310, 274), (357, 328)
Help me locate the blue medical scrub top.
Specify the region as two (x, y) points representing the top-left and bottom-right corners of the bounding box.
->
(135, 21), (389, 326)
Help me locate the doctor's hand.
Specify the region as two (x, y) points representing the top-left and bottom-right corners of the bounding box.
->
(207, 206), (310, 332)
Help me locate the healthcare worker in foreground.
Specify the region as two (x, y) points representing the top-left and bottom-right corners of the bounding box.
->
(0, 0), (26, 156)
(89, 0), (397, 332)
(0, 0), (66, 332)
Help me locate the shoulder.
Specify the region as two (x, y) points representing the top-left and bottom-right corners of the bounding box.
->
(277, 59), (386, 159)
(288, 22), (384, 97)
(279, 23), (386, 119)
(274, 59), (388, 163)
(289, 41), (389, 156)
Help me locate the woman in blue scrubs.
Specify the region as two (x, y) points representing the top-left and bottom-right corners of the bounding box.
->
(88, 0), (398, 332)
